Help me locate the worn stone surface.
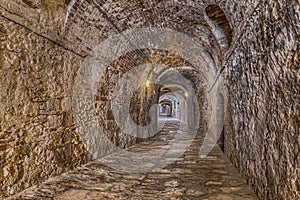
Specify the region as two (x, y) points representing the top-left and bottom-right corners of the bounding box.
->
(0, 0), (299, 199)
(6, 121), (258, 200)
(0, 17), (90, 198)
(223, 0), (300, 200)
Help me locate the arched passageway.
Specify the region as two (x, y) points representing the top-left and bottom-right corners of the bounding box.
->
(0, 0), (298, 199)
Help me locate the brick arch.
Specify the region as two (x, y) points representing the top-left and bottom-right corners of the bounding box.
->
(204, 4), (233, 51)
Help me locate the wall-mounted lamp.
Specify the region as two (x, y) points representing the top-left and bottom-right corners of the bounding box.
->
(146, 79), (150, 88)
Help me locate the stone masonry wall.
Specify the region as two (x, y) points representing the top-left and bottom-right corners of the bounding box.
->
(1, 0), (298, 199)
(223, 0), (299, 199)
(0, 17), (89, 198)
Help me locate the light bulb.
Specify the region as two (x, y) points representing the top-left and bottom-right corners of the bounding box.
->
(146, 79), (150, 87)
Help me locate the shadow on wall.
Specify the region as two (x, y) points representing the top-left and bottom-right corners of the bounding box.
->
(216, 93), (225, 151)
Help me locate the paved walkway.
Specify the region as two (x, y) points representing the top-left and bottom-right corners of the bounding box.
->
(8, 121), (258, 200)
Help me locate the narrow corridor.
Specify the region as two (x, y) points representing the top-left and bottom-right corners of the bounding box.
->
(8, 121), (258, 200)
(1, 1), (298, 199)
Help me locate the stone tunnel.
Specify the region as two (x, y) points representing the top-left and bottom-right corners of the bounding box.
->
(0, 0), (299, 199)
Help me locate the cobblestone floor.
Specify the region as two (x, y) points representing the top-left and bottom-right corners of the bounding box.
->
(7, 121), (258, 200)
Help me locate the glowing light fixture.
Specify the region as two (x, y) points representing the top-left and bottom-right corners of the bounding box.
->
(146, 79), (150, 88)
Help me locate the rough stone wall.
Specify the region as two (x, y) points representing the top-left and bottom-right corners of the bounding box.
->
(0, 0), (81, 54)
(223, 0), (299, 199)
(2, 0), (299, 199)
(93, 52), (149, 154)
(0, 17), (89, 198)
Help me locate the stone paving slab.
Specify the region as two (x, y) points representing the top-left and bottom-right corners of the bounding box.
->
(6, 121), (259, 200)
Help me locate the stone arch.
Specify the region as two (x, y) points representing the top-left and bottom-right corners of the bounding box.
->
(204, 4), (233, 51)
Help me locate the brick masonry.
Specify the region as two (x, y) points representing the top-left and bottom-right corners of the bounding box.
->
(0, 0), (299, 199)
